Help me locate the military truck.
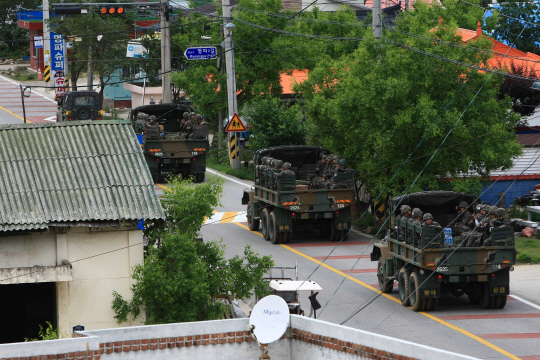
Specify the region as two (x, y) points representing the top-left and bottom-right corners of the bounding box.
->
(130, 103), (208, 183)
(241, 146), (356, 244)
(371, 191), (516, 311)
(57, 91), (103, 121)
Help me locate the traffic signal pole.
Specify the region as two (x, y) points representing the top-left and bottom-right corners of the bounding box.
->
(161, 0), (172, 104)
(43, 0), (51, 89)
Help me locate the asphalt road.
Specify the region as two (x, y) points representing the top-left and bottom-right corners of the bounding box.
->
(0, 74), (58, 125)
(194, 169), (540, 360)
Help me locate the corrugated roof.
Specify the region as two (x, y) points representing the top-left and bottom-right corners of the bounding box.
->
(490, 147), (540, 177)
(0, 120), (164, 232)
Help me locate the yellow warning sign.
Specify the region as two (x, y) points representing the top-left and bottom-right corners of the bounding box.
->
(225, 113), (246, 132)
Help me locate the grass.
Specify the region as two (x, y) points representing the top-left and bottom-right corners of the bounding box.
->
(8, 72), (37, 81)
(207, 158), (255, 181)
(515, 236), (540, 264)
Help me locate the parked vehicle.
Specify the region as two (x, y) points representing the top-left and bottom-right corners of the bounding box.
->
(56, 91), (102, 121)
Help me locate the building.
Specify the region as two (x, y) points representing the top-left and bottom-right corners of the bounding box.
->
(0, 120), (164, 344)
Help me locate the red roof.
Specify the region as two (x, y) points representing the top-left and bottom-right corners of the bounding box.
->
(280, 70), (309, 95)
(363, 0), (434, 10)
(516, 133), (540, 147)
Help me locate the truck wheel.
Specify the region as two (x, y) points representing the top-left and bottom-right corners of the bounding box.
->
(409, 271), (425, 312)
(493, 295), (507, 309)
(261, 208), (270, 241)
(269, 211), (282, 245)
(398, 267), (410, 306)
(377, 258), (394, 293)
(425, 297), (438, 311)
(195, 173), (205, 183)
(480, 283), (495, 309)
(281, 231), (292, 244)
(339, 229), (349, 241)
(329, 222), (339, 241)
(247, 203), (259, 231)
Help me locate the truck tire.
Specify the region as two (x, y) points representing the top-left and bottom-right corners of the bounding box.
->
(377, 258), (394, 293)
(269, 211), (282, 245)
(281, 231), (292, 244)
(398, 267), (410, 306)
(339, 229), (349, 241)
(493, 295), (507, 309)
(425, 297), (438, 311)
(195, 173), (205, 183)
(329, 222), (339, 242)
(409, 271), (425, 312)
(261, 208), (270, 241)
(247, 203), (259, 231)
(480, 283), (495, 309)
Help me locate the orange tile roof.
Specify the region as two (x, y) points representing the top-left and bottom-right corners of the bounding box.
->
(280, 70), (309, 95)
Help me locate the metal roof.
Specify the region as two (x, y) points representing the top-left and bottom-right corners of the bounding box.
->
(0, 120), (164, 232)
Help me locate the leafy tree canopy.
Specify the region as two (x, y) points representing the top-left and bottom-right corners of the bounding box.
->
(296, 1), (522, 196)
(112, 175), (274, 324)
(0, 0), (41, 53)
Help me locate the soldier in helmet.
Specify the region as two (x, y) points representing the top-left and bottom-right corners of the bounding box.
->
(271, 159), (283, 190)
(495, 208), (510, 227)
(422, 213), (441, 228)
(395, 204), (412, 242)
(255, 156), (267, 185)
(409, 208), (423, 226)
(453, 200), (473, 236)
(281, 162), (295, 177)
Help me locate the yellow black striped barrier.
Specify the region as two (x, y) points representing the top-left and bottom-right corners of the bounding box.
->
(229, 134), (237, 159)
(374, 197), (387, 220)
(44, 66), (51, 82)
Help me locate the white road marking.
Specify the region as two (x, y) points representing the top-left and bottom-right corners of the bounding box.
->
(43, 116), (57, 122)
(206, 168), (252, 188)
(511, 294), (540, 311)
(0, 74), (58, 104)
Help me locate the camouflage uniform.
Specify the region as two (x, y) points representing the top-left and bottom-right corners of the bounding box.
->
(454, 201), (473, 236)
(255, 156), (267, 185)
(280, 162), (295, 177)
(272, 159), (283, 190)
(422, 213), (441, 228)
(409, 208), (423, 226)
(396, 205), (412, 241)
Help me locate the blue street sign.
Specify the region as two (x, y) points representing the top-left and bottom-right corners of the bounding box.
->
(184, 46), (217, 60)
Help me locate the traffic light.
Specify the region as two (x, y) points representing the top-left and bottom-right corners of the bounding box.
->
(54, 6), (82, 15)
(99, 6), (124, 14)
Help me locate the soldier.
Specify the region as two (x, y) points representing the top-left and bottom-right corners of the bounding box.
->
(190, 114), (209, 139)
(396, 205), (411, 242)
(271, 159), (283, 190)
(453, 201), (473, 236)
(255, 156), (267, 185)
(281, 162), (295, 176)
(422, 213), (441, 228)
(495, 208), (510, 227)
(317, 153), (327, 175)
(409, 208), (423, 226)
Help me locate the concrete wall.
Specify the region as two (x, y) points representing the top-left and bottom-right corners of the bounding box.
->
(124, 82), (162, 108)
(0, 233), (57, 268)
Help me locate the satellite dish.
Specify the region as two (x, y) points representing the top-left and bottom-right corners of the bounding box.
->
(249, 295), (290, 344)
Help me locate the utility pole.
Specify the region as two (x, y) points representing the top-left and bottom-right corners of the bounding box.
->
(218, 24), (225, 134)
(372, 0), (382, 39)
(222, 0), (239, 169)
(161, 0), (172, 104)
(43, 0), (51, 88)
(87, 6), (93, 91)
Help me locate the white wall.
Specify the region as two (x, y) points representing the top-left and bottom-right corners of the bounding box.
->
(0, 233), (56, 268)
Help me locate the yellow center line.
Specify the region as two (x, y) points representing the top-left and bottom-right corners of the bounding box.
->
(233, 221), (521, 360)
(0, 105), (31, 123)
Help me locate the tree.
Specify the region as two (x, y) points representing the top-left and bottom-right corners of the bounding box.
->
(296, 1), (522, 196)
(111, 175), (274, 324)
(0, 0), (40, 55)
(242, 97), (306, 150)
(486, 0), (540, 54)
(48, 2), (134, 102)
(498, 61), (540, 118)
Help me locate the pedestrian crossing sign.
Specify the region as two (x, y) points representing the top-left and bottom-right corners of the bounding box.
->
(225, 113), (247, 132)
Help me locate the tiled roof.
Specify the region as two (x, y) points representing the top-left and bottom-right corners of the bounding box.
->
(0, 120), (164, 232)
(516, 133), (540, 147)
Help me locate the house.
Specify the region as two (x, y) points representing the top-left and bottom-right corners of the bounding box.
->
(0, 120), (164, 344)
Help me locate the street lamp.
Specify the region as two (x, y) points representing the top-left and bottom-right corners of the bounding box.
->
(532, 81), (540, 90)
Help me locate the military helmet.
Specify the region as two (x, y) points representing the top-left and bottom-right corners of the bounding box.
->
(137, 112), (144, 119)
(322, 155), (327, 160)
(150, 115), (157, 121)
(283, 162), (292, 169)
(496, 207), (506, 216)
(261, 156), (268, 164)
(423, 213), (433, 220)
(333, 156), (340, 164)
(400, 205), (411, 214)
(190, 112), (196, 116)
(143, 114), (150, 120)
(183, 111), (190, 119)
(320, 152), (325, 158)
(273, 159), (283, 168)
(339, 159), (347, 166)
(196, 114), (203, 121)
(412, 208), (423, 218)
(458, 201), (468, 209)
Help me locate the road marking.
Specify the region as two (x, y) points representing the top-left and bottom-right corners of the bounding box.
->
(313, 255), (371, 260)
(478, 333), (540, 339)
(511, 295), (540, 311)
(288, 241), (371, 247)
(339, 269), (377, 273)
(0, 74), (57, 104)
(0, 105), (31, 123)
(43, 115), (56, 121)
(439, 313), (540, 321)
(233, 221), (522, 360)
(206, 168), (252, 187)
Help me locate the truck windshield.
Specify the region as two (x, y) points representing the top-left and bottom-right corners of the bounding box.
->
(74, 97), (95, 106)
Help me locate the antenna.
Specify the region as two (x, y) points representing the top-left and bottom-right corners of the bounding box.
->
(249, 295), (290, 344)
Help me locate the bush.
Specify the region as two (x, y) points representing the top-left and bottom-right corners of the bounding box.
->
(241, 97), (306, 151)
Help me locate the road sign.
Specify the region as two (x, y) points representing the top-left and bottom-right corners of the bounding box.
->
(184, 46), (217, 60)
(34, 36), (43, 49)
(126, 42), (147, 58)
(225, 113), (246, 132)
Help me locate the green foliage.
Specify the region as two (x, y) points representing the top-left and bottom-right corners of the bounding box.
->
(0, 1), (41, 53)
(242, 97), (306, 150)
(515, 237), (540, 264)
(25, 321), (68, 341)
(355, 210), (375, 229)
(209, 132), (231, 165)
(485, 0), (540, 54)
(207, 158), (255, 181)
(297, 3), (522, 197)
(112, 175), (273, 324)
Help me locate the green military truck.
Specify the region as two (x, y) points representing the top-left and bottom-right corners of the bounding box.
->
(57, 91), (103, 121)
(130, 103), (208, 183)
(371, 191), (516, 311)
(242, 146), (357, 244)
